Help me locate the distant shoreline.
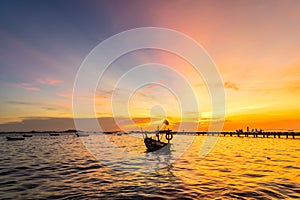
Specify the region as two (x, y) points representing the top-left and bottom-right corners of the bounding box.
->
(1, 130), (299, 139)
(0, 129), (78, 134)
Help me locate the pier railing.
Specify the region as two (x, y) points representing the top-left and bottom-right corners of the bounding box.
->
(175, 131), (300, 139)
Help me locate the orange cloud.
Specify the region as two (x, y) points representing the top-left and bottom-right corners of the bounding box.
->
(131, 117), (151, 125)
(11, 78), (62, 92)
(13, 83), (40, 91)
(224, 81), (239, 91)
(37, 78), (63, 85)
(57, 92), (73, 99)
(58, 91), (110, 100)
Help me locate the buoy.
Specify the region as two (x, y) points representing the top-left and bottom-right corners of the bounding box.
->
(165, 132), (173, 141)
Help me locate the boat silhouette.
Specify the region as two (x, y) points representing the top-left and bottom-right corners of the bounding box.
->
(49, 133), (60, 136)
(143, 120), (174, 152)
(75, 132), (89, 137)
(22, 134), (32, 137)
(6, 136), (25, 141)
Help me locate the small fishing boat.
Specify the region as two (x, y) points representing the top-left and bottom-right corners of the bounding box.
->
(6, 136), (25, 141)
(75, 132), (89, 137)
(22, 134), (32, 137)
(143, 120), (174, 152)
(116, 132), (122, 136)
(49, 133), (60, 136)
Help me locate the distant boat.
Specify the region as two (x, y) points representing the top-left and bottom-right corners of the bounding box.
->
(6, 136), (25, 141)
(103, 131), (114, 134)
(143, 120), (173, 152)
(116, 131), (129, 135)
(49, 133), (60, 136)
(75, 132), (89, 137)
(22, 134), (32, 137)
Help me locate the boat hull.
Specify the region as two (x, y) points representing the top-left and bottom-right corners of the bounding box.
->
(144, 137), (169, 152)
(22, 134), (32, 137)
(75, 133), (89, 137)
(6, 136), (24, 141)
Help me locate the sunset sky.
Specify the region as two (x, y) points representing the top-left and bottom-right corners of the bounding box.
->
(0, 0), (300, 132)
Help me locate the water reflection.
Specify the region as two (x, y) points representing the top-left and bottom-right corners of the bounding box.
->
(0, 134), (299, 199)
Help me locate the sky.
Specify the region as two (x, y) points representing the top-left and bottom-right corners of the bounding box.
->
(0, 0), (300, 132)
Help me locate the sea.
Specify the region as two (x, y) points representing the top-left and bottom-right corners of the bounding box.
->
(0, 133), (299, 199)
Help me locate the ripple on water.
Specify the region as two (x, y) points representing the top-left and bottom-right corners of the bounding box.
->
(0, 134), (299, 199)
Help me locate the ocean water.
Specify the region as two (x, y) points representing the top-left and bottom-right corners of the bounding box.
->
(0, 133), (299, 199)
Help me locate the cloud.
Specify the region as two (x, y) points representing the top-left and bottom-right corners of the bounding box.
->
(6, 101), (59, 111)
(224, 81), (239, 91)
(12, 83), (40, 91)
(6, 101), (38, 105)
(11, 77), (62, 92)
(41, 107), (57, 111)
(0, 117), (127, 132)
(57, 92), (73, 99)
(0, 117), (75, 132)
(131, 117), (152, 125)
(37, 78), (63, 85)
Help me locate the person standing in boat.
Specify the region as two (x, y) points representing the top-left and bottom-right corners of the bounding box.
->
(156, 119), (169, 141)
(163, 119), (169, 127)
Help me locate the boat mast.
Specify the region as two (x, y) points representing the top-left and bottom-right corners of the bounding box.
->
(156, 125), (160, 141)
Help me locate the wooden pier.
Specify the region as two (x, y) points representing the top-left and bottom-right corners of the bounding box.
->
(177, 131), (300, 139)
